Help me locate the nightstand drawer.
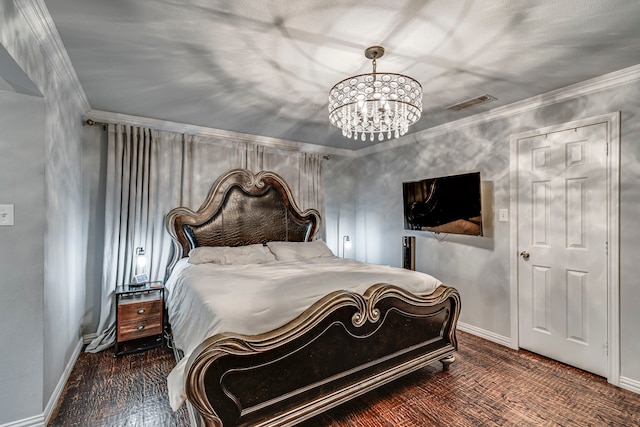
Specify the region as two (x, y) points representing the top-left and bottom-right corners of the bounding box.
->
(117, 316), (162, 341)
(117, 299), (162, 322)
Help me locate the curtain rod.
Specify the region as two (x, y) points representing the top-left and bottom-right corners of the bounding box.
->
(83, 118), (331, 160)
(84, 118), (108, 130)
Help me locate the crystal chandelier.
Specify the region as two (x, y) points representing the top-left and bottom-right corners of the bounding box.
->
(328, 46), (422, 142)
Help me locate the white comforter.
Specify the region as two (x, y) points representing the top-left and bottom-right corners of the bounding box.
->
(165, 256), (442, 410)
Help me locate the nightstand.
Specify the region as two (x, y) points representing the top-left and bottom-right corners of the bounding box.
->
(115, 281), (164, 356)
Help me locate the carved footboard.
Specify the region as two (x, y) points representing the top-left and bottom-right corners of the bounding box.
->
(185, 284), (461, 427)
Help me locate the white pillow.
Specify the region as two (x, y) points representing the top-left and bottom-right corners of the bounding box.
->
(266, 240), (335, 261)
(188, 244), (276, 265)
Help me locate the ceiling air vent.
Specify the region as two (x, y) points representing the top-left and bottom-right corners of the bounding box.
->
(446, 94), (497, 111)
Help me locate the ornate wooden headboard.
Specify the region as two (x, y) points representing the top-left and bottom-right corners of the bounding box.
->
(165, 169), (321, 273)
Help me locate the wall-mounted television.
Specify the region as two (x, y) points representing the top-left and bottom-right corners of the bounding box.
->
(403, 172), (483, 236)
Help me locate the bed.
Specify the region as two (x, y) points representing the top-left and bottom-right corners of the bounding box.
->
(164, 169), (461, 427)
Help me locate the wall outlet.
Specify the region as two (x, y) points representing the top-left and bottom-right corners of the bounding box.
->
(0, 204), (15, 226)
(499, 208), (509, 222)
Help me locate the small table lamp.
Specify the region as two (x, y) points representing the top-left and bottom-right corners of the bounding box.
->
(131, 247), (148, 285)
(342, 235), (352, 258)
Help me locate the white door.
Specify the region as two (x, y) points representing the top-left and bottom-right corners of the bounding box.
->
(516, 123), (608, 377)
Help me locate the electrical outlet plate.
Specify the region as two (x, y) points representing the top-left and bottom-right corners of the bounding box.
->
(0, 204), (15, 226)
(498, 208), (508, 222)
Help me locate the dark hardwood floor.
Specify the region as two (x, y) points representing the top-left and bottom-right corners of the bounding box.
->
(48, 345), (190, 426)
(49, 331), (640, 426)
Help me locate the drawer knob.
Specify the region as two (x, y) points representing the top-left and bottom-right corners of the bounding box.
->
(137, 325), (145, 331)
(137, 308), (145, 314)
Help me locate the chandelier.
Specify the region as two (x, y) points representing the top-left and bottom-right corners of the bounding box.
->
(328, 46), (422, 142)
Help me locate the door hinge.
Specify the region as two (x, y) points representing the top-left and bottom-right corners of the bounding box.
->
(603, 342), (609, 355)
(605, 241), (608, 255)
(606, 142), (609, 156)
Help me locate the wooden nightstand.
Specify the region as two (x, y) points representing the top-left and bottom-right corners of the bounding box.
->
(115, 281), (164, 356)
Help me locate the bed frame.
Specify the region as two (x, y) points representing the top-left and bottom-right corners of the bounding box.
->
(165, 169), (461, 427)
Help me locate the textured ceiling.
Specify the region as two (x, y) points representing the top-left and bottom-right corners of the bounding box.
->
(45, 0), (640, 150)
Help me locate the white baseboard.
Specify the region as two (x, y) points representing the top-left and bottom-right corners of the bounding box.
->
(0, 414), (44, 427)
(619, 376), (640, 394)
(83, 332), (98, 345)
(457, 322), (513, 348)
(43, 336), (84, 425)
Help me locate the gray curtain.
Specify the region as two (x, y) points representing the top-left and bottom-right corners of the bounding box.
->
(86, 124), (323, 352)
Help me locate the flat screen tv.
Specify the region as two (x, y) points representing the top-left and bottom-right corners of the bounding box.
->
(403, 172), (483, 236)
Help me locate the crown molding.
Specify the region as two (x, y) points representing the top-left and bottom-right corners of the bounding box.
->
(355, 63), (640, 157)
(86, 109), (356, 158)
(14, 0), (90, 111)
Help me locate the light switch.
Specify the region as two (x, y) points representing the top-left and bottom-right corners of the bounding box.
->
(0, 204), (14, 226)
(499, 208), (508, 222)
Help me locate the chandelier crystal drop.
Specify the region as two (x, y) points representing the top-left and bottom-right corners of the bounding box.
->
(328, 46), (422, 142)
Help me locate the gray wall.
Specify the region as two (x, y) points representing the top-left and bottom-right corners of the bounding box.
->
(324, 78), (640, 383)
(42, 70), (86, 410)
(1, 0), (87, 423)
(0, 91), (45, 423)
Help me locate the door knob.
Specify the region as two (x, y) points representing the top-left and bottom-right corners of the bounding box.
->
(520, 251), (530, 260)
